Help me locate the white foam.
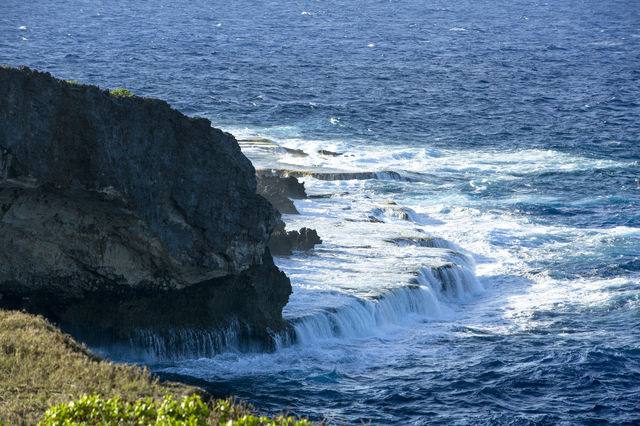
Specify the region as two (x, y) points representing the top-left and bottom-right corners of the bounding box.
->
(292, 285), (442, 343)
(418, 265), (484, 301)
(234, 131), (633, 181)
(227, 129), (640, 358)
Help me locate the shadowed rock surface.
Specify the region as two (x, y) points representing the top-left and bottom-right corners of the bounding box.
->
(268, 221), (323, 256)
(254, 173), (322, 255)
(256, 174), (307, 214)
(0, 66), (291, 341)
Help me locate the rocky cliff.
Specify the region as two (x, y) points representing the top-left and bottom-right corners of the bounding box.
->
(0, 66), (291, 345)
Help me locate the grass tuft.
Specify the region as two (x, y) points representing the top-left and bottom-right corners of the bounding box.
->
(109, 88), (134, 97)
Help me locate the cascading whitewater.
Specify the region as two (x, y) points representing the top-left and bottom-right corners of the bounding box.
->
(130, 325), (248, 360)
(291, 260), (483, 344)
(90, 321), (294, 362)
(418, 264), (484, 301)
(92, 244), (482, 360)
(291, 286), (441, 343)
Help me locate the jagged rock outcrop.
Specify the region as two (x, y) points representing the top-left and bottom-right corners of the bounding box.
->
(268, 221), (322, 256)
(256, 174), (307, 214)
(254, 173), (322, 255)
(0, 66), (291, 341)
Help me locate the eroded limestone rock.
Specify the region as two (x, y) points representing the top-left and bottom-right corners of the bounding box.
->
(0, 66), (291, 339)
(256, 174), (307, 214)
(268, 220), (322, 256)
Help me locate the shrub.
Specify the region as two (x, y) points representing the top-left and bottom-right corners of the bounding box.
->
(40, 394), (318, 425)
(109, 88), (134, 97)
(40, 394), (209, 425)
(65, 79), (80, 85)
(211, 399), (316, 425)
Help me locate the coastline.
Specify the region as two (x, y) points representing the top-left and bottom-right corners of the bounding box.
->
(0, 66), (319, 423)
(0, 309), (319, 424)
(0, 309), (205, 423)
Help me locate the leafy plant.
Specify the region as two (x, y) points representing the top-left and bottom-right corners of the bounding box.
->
(40, 394), (209, 425)
(65, 79), (80, 85)
(40, 394), (318, 425)
(109, 88), (134, 97)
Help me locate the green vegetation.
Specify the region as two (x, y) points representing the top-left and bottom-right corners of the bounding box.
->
(0, 310), (199, 423)
(0, 310), (318, 425)
(109, 88), (134, 97)
(41, 394), (316, 425)
(65, 79), (80, 85)
(41, 394), (208, 425)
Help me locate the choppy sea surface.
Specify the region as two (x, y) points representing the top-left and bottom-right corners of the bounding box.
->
(2, 0), (639, 424)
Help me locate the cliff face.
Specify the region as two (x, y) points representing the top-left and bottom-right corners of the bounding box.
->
(0, 66), (291, 340)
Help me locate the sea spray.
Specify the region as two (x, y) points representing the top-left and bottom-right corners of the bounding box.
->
(418, 264), (484, 301)
(292, 261), (483, 343)
(97, 259), (483, 360)
(91, 321), (288, 362)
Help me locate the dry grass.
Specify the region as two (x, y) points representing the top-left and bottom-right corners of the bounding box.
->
(0, 309), (203, 425)
(0, 309), (319, 425)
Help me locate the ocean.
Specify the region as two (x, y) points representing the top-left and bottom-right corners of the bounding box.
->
(1, 0), (639, 423)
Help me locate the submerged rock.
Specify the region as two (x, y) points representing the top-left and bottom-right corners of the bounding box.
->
(237, 138), (308, 157)
(257, 168), (406, 181)
(317, 149), (343, 157)
(384, 236), (448, 247)
(283, 147), (309, 157)
(0, 66), (291, 341)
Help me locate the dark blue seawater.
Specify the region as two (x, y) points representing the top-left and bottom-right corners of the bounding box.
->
(2, 1), (639, 424)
